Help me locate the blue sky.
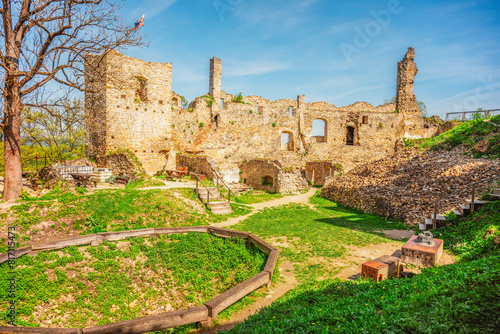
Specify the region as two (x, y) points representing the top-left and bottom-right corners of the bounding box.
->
(120, 0), (500, 118)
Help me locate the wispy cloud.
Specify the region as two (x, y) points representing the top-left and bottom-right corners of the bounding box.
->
(225, 60), (290, 76)
(131, 0), (178, 20)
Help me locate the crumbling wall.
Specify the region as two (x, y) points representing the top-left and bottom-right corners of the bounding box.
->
(86, 48), (441, 178)
(396, 47), (420, 113)
(240, 159), (307, 193)
(84, 50), (174, 175)
(305, 161), (342, 186)
(176, 154), (215, 179)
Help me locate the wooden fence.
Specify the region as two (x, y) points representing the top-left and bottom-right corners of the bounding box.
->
(0, 226), (279, 334)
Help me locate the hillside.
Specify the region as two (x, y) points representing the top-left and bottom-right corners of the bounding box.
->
(226, 200), (500, 333)
(321, 117), (500, 225)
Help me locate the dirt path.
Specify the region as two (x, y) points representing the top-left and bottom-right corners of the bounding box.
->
(212, 187), (317, 228)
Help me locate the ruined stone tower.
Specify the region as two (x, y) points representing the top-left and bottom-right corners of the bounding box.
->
(84, 50), (174, 174)
(209, 56), (222, 112)
(396, 47), (420, 113)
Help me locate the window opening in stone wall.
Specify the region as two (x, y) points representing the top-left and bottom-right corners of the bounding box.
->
(289, 106), (293, 117)
(362, 116), (368, 124)
(346, 126), (355, 145)
(281, 132), (294, 151)
(214, 115), (219, 128)
(134, 77), (147, 102)
(312, 119), (327, 142)
(221, 99), (224, 109)
(261, 175), (273, 187)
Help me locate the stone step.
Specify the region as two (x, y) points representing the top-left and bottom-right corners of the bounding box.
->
(424, 217), (446, 229)
(466, 199), (486, 211)
(211, 209), (233, 215)
(419, 222), (426, 231)
(208, 201), (230, 208)
(209, 201), (233, 215)
(459, 204), (470, 216)
(199, 195), (223, 202)
(430, 214), (446, 221)
(196, 187), (218, 194)
(493, 188), (500, 195)
(490, 193), (500, 198)
(453, 209), (463, 218)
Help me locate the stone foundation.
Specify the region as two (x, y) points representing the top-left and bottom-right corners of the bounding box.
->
(401, 235), (443, 267)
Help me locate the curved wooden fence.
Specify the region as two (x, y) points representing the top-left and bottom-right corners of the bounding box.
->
(0, 226), (279, 334)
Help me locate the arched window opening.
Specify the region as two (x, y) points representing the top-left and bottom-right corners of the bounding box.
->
(281, 132), (294, 151)
(312, 119), (327, 142)
(220, 99), (224, 109)
(261, 175), (273, 187)
(346, 126), (355, 145)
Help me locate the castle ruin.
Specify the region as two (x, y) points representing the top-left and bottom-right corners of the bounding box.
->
(85, 47), (439, 185)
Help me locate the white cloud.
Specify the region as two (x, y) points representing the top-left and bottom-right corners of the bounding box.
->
(225, 60), (290, 76)
(131, 0), (178, 20)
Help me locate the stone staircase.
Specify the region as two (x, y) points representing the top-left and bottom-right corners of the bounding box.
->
(420, 186), (498, 231)
(196, 187), (233, 215)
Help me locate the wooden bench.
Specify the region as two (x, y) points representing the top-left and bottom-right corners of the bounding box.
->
(164, 170), (186, 181)
(70, 173), (93, 187)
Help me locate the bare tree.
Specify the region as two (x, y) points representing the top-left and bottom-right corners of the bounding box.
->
(0, 0), (143, 201)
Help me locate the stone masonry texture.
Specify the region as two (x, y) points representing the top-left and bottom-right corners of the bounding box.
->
(85, 47), (442, 184)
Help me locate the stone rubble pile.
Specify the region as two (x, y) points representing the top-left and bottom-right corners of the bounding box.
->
(321, 147), (500, 225)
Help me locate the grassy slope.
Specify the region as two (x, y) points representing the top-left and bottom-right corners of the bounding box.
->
(230, 193), (408, 282)
(227, 200), (500, 333)
(0, 233), (267, 328)
(1, 183), (251, 251)
(406, 115), (500, 158)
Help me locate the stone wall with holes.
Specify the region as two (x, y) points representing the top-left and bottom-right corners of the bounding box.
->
(305, 161), (342, 186)
(240, 159), (307, 193)
(86, 48), (442, 179)
(85, 50), (174, 175)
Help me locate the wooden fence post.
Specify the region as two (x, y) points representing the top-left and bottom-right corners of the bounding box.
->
(471, 184), (475, 213)
(433, 201), (438, 229)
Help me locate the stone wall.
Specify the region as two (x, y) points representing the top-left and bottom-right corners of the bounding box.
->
(85, 50), (174, 175)
(85, 48), (442, 181)
(240, 159), (307, 193)
(305, 161), (342, 186)
(176, 154), (215, 180)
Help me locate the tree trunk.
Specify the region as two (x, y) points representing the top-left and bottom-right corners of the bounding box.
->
(3, 88), (23, 202)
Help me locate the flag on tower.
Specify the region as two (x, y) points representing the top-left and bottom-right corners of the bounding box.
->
(134, 14), (145, 30)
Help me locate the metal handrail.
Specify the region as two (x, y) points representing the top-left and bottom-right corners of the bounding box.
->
(208, 164), (234, 204)
(191, 173), (217, 207)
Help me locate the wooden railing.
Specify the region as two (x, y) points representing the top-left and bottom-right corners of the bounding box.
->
(191, 172), (217, 207)
(208, 164), (234, 205)
(431, 175), (498, 227)
(0, 226), (279, 334)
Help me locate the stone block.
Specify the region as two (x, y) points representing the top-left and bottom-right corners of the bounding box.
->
(401, 235), (443, 267)
(361, 255), (400, 282)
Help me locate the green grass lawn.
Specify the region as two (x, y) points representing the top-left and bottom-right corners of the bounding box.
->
(226, 201), (500, 333)
(229, 193), (408, 282)
(0, 233), (267, 329)
(232, 190), (284, 204)
(1, 184), (251, 251)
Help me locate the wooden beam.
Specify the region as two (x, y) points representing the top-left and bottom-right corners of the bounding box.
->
(82, 306), (208, 334)
(204, 272), (269, 318)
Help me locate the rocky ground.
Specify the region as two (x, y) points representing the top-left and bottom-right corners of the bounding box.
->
(321, 147), (500, 225)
